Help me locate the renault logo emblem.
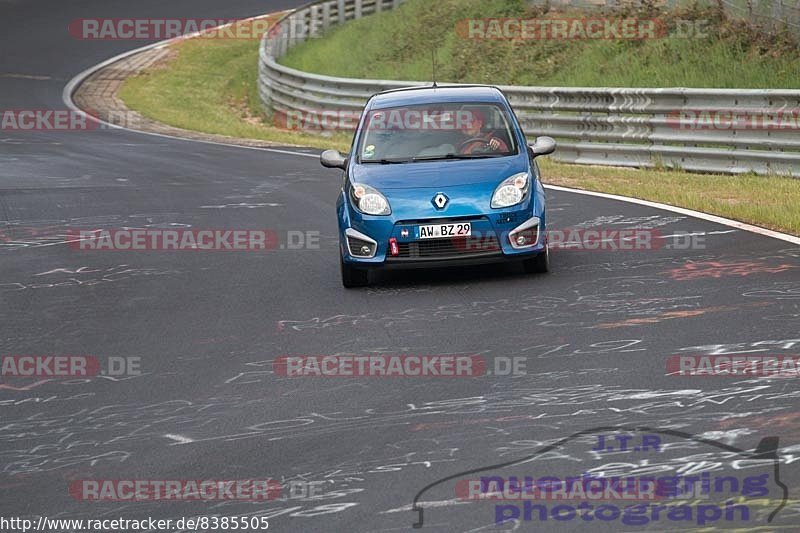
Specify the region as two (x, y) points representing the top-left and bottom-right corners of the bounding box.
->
(432, 193), (448, 210)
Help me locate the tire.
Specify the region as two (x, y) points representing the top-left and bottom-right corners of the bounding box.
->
(340, 256), (370, 288)
(522, 244), (549, 274)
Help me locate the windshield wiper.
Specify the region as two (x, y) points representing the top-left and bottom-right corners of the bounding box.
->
(361, 158), (412, 164)
(362, 153), (509, 164)
(411, 153), (508, 162)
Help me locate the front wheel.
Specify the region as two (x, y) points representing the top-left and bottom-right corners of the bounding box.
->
(340, 256), (370, 288)
(522, 244), (549, 274)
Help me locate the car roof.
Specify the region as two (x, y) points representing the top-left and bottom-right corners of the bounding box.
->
(368, 85), (508, 109)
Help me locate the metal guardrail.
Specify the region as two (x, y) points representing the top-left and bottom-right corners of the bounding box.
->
(259, 0), (800, 176)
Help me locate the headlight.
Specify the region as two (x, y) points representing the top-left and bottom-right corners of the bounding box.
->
(350, 183), (391, 215)
(491, 172), (529, 208)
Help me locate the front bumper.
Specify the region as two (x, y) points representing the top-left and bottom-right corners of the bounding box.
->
(340, 212), (546, 268)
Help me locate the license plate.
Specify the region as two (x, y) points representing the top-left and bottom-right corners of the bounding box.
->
(417, 223), (472, 239)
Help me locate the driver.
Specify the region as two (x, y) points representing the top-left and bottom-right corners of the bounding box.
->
(458, 109), (509, 155)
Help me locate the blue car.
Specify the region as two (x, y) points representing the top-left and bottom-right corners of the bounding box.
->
(320, 85), (556, 287)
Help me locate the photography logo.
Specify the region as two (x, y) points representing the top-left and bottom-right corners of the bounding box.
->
(409, 426), (787, 528)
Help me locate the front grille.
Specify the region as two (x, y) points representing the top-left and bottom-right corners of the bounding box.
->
(394, 236), (501, 260)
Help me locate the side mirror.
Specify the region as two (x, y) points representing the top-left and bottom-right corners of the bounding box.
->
(529, 136), (556, 157)
(320, 150), (348, 170)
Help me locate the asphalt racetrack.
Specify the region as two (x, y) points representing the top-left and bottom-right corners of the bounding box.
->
(1, 0), (799, 531)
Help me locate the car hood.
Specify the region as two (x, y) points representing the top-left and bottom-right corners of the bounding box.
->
(349, 156), (528, 190)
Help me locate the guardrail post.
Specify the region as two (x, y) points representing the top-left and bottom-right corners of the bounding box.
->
(310, 5), (320, 37)
(322, 2), (331, 29)
(355, 0), (363, 19)
(288, 14), (296, 46)
(375, 0), (382, 12)
(297, 9), (309, 42)
(280, 30), (286, 55)
(338, 0), (347, 24)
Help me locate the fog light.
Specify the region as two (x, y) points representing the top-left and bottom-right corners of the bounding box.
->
(509, 218), (540, 250)
(345, 228), (377, 258)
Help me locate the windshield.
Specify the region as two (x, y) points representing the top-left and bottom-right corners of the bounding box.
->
(357, 102), (518, 163)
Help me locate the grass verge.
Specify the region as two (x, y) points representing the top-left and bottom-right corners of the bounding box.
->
(117, 13), (800, 235)
(281, 0), (800, 88)
(539, 161), (800, 235)
(118, 16), (353, 151)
